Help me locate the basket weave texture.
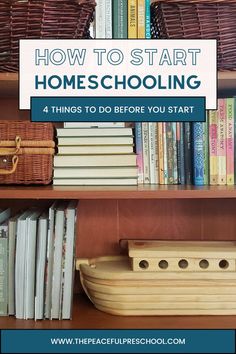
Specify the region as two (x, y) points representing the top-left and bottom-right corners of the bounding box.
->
(0, 0), (95, 72)
(0, 121), (55, 184)
(151, 0), (236, 71)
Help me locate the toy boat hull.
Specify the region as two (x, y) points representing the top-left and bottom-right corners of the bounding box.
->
(78, 256), (236, 316)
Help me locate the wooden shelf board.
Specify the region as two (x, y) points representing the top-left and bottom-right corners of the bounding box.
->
(0, 73), (18, 97)
(1, 294), (236, 329)
(1, 185), (236, 199)
(0, 72), (236, 97)
(218, 71), (236, 92)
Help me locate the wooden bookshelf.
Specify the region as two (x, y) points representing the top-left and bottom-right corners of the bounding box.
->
(1, 294), (236, 329)
(1, 185), (236, 199)
(1, 70), (236, 329)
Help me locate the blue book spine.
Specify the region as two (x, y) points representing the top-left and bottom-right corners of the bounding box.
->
(135, 122), (144, 184)
(145, 0), (151, 38)
(184, 122), (192, 185)
(193, 122), (204, 186)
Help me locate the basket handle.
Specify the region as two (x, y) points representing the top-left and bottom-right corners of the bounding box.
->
(0, 155), (19, 175)
(0, 136), (21, 156)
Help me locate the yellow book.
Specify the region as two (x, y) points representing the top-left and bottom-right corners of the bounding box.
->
(128, 0), (137, 38)
(138, 0), (145, 38)
(209, 110), (218, 185)
(226, 98), (234, 185)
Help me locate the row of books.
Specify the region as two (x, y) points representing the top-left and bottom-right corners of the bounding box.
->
(54, 124), (138, 185)
(0, 202), (77, 320)
(94, 0), (150, 39)
(135, 98), (235, 186)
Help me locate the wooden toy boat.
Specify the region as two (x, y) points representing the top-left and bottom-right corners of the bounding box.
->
(77, 240), (236, 316)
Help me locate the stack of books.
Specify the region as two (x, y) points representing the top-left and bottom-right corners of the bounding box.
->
(0, 203), (77, 320)
(54, 123), (138, 186)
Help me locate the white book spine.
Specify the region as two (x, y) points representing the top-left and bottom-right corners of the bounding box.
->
(105, 0), (112, 38)
(95, 0), (106, 38)
(51, 208), (65, 319)
(44, 203), (56, 319)
(62, 204), (77, 319)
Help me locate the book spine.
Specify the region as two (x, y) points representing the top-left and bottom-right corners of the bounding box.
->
(142, 122), (150, 183)
(158, 122), (164, 184)
(154, 123), (159, 184)
(179, 123), (185, 185)
(149, 123), (158, 184)
(135, 122), (144, 184)
(234, 97), (236, 184)
(177, 123), (185, 184)
(209, 110), (218, 185)
(138, 0), (145, 38)
(203, 114), (209, 185)
(145, 0), (151, 38)
(166, 122), (174, 184)
(8, 220), (16, 315)
(176, 122), (181, 184)
(184, 122), (192, 185)
(163, 122), (168, 184)
(218, 99), (227, 185)
(193, 122), (204, 186)
(226, 98), (234, 185)
(172, 123), (178, 184)
(95, 0), (106, 38)
(113, 0), (128, 38)
(0, 237), (8, 316)
(105, 0), (112, 38)
(128, 0), (137, 38)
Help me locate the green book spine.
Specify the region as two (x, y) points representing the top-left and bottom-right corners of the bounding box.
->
(113, 0), (128, 39)
(0, 234), (8, 316)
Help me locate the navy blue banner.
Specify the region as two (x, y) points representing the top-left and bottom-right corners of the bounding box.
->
(1, 329), (235, 353)
(31, 96), (205, 122)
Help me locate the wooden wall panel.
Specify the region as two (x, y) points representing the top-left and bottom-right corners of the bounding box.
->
(0, 98), (29, 120)
(202, 199), (236, 240)
(118, 199), (203, 241)
(76, 200), (119, 258)
(76, 199), (236, 257)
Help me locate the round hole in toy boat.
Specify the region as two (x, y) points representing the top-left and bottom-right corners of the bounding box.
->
(219, 259), (229, 269)
(199, 259), (209, 269)
(158, 260), (169, 269)
(139, 260), (149, 269)
(178, 259), (188, 269)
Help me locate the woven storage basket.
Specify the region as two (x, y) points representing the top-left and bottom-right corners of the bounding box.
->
(151, 0), (236, 71)
(0, 121), (55, 184)
(0, 0), (95, 72)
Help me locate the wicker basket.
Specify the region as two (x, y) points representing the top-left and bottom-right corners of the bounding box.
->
(0, 121), (55, 184)
(0, 0), (95, 72)
(151, 0), (236, 71)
